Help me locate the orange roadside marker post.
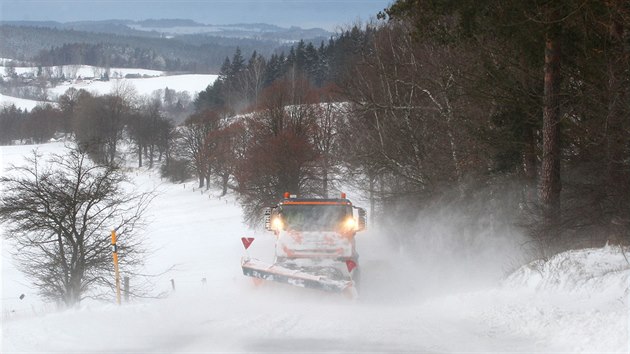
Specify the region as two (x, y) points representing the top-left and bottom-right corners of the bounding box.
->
(112, 230), (121, 305)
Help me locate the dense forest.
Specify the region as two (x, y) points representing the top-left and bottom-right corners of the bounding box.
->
(2, 0), (628, 258)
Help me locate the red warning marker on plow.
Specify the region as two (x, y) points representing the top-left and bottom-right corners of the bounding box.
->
(345, 259), (357, 273)
(241, 237), (255, 250)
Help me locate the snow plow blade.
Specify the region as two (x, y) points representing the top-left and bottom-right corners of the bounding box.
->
(241, 258), (354, 294)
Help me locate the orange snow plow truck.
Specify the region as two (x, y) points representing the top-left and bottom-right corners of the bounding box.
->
(241, 192), (366, 295)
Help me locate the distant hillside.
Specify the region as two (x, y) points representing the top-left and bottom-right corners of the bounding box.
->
(0, 20), (332, 73)
(136, 19), (203, 28)
(0, 19), (331, 41)
(127, 20), (332, 41)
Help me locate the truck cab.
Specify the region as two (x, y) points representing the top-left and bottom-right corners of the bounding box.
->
(265, 193), (366, 260)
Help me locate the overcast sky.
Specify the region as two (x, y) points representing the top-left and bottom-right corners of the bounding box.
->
(0, 0), (392, 31)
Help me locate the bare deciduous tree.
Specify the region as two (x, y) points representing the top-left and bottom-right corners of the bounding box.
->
(344, 22), (490, 201)
(180, 110), (220, 189)
(233, 79), (319, 225)
(312, 87), (344, 198)
(0, 146), (153, 306)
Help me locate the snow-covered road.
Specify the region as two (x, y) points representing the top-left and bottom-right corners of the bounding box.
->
(1, 143), (628, 353)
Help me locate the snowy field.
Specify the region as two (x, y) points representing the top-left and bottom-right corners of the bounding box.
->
(0, 64), (164, 80)
(1, 142), (629, 353)
(0, 93), (46, 111)
(1, 64), (218, 111)
(48, 74), (218, 99)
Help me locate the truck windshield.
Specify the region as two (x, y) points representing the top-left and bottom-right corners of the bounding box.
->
(280, 204), (350, 231)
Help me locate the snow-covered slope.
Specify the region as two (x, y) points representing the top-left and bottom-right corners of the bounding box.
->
(1, 143), (628, 353)
(48, 74), (218, 99)
(0, 93), (47, 111)
(0, 64), (217, 112)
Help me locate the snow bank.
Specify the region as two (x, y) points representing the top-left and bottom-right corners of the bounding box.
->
(418, 246), (629, 353)
(484, 246), (630, 352)
(505, 245), (630, 295)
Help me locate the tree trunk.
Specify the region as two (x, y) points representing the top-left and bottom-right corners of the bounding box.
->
(369, 173), (375, 226)
(522, 122), (537, 203)
(65, 255), (83, 306)
(205, 164), (211, 190)
(109, 137), (117, 165)
(522, 123), (537, 182)
(322, 160), (329, 198)
(138, 143), (143, 168)
(605, 23), (630, 239)
(539, 29), (562, 226)
(221, 172), (229, 196)
(149, 144), (154, 169)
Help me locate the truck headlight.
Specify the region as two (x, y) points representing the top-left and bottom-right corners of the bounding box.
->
(271, 217), (284, 231)
(342, 216), (356, 231)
